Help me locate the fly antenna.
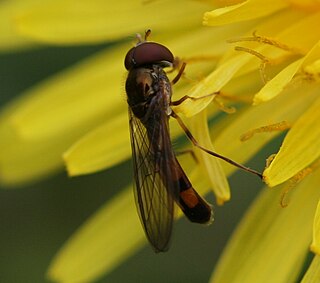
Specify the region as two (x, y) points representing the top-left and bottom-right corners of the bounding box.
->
(135, 29), (151, 44)
(145, 29), (152, 40)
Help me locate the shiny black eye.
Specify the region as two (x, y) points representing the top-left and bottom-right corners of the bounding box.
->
(124, 42), (174, 70)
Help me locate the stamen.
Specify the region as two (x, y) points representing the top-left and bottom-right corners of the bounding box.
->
(234, 46), (270, 83)
(279, 159), (320, 207)
(229, 31), (304, 83)
(213, 96), (236, 114)
(280, 167), (313, 207)
(227, 31), (303, 54)
(240, 121), (291, 141)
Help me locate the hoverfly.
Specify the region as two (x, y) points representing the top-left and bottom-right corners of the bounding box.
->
(124, 30), (262, 252)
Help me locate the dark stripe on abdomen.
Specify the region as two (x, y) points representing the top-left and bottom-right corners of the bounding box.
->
(172, 159), (213, 224)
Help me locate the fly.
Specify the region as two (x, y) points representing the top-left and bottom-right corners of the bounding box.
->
(124, 30), (262, 252)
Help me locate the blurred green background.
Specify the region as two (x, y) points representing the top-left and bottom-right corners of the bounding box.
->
(0, 45), (269, 283)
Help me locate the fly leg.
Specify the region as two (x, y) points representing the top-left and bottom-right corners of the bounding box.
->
(170, 110), (263, 179)
(171, 61), (187, 85)
(170, 92), (219, 106)
(170, 62), (219, 107)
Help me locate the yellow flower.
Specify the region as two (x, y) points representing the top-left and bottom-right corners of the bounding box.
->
(1, 0), (320, 282)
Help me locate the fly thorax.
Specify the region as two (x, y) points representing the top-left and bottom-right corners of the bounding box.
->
(126, 67), (156, 118)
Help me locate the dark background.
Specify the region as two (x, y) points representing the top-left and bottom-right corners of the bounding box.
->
(0, 45), (268, 283)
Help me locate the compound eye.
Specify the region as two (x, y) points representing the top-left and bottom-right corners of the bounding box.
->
(124, 42), (174, 70)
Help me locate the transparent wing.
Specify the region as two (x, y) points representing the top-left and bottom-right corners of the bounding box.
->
(128, 100), (178, 252)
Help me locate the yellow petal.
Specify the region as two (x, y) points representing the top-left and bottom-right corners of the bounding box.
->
(253, 59), (303, 104)
(203, 0), (289, 26)
(174, 53), (253, 117)
(174, 11), (320, 117)
(15, 0), (212, 44)
(64, 113), (130, 176)
(190, 109), (230, 203)
(311, 199), (320, 254)
(210, 170), (320, 283)
(219, 11), (320, 81)
(219, 9), (305, 65)
(0, 44), (131, 185)
(290, 0), (320, 11)
(168, 21), (255, 60)
(304, 58), (320, 76)
(213, 82), (319, 177)
(269, 11), (320, 52)
(0, 124), (63, 186)
(264, 96), (320, 187)
(254, 41), (320, 104)
(8, 45), (127, 141)
(0, 0), (39, 51)
(301, 255), (320, 283)
(48, 186), (145, 283)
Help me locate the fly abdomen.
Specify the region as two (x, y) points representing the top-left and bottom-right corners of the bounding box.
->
(179, 186), (213, 224)
(171, 158), (213, 224)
